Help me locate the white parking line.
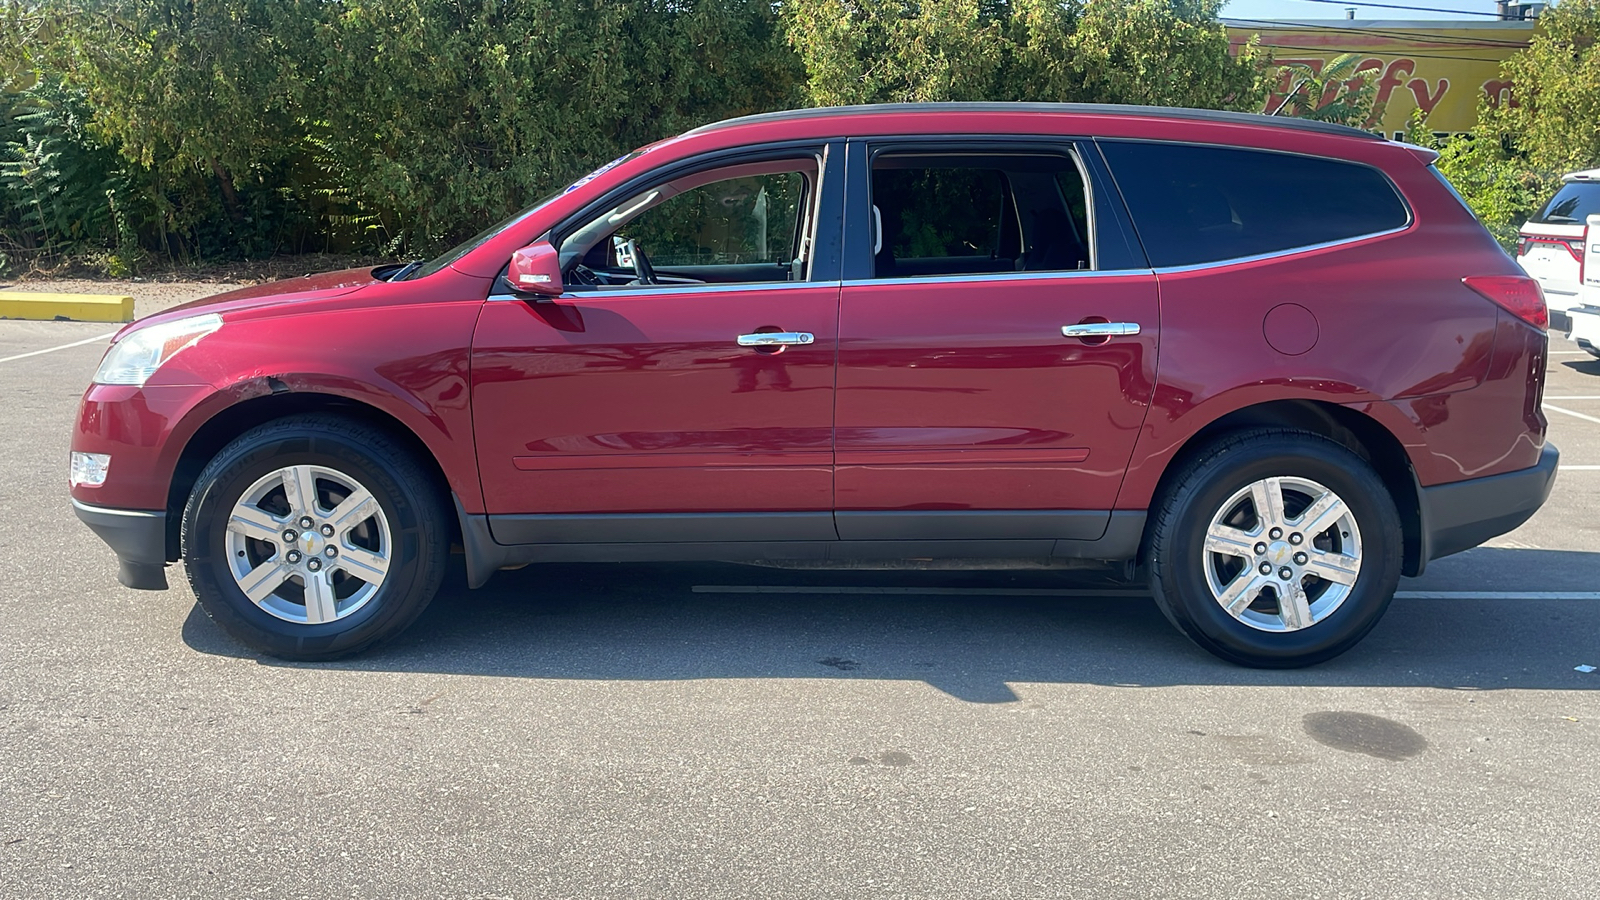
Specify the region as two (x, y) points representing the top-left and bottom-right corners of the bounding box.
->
(1562, 465), (1600, 470)
(692, 585), (1600, 600)
(1544, 396), (1600, 400)
(1545, 404), (1600, 425)
(1549, 350), (1590, 356)
(1394, 591), (1600, 600)
(0, 331), (117, 365)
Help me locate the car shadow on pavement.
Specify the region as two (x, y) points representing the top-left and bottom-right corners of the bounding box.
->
(1560, 357), (1600, 375)
(181, 547), (1600, 703)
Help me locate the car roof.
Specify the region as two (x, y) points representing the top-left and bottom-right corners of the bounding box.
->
(1562, 168), (1600, 183)
(685, 102), (1385, 142)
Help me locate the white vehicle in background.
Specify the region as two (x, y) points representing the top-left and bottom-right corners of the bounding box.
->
(1567, 212), (1600, 358)
(1519, 168), (1600, 333)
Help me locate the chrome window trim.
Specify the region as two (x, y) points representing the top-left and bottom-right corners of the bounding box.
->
(1148, 224), (1412, 276)
(838, 268), (1152, 289)
(488, 280), (842, 302)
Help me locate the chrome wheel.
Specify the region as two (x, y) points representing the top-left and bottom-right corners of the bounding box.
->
(1201, 475), (1362, 633)
(223, 464), (391, 625)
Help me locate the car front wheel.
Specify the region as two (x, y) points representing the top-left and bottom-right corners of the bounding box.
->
(181, 414), (449, 660)
(1146, 428), (1403, 668)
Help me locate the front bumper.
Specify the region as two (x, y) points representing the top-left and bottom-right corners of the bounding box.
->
(1420, 444), (1559, 564)
(72, 499), (169, 590)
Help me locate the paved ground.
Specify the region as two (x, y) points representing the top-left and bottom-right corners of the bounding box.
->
(2, 292), (1597, 899)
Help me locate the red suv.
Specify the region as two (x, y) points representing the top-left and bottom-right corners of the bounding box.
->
(70, 103), (1558, 667)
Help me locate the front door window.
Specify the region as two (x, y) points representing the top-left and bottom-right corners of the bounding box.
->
(562, 159), (820, 288)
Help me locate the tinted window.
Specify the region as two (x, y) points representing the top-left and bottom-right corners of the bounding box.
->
(876, 167), (1006, 261)
(870, 153), (1092, 278)
(1532, 181), (1600, 225)
(1100, 142), (1409, 268)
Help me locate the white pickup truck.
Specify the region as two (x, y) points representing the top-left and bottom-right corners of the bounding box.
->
(1567, 212), (1600, 358)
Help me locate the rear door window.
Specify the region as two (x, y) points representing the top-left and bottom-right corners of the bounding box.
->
(869, 152), (1093, 278)
(1098, 142), (1410, 268)
(1531, 182), (1600, 225)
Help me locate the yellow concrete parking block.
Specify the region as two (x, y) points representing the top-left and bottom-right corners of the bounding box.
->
(0, 291), (134, 322)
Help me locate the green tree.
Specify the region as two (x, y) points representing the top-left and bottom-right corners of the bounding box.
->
(49, 0), (318, 231)
(1495, 0), (1600, 175)
(784, 0), (1267, 110)
(307, 0), (801, 251)
(3, 0), (1292, 268)
(1398, 1), (1600, 248)
(1036, 0), (1265, 109)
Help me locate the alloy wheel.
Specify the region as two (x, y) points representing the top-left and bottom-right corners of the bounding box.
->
(1200, 475), (1362, 633)
(223, 464), (391, 625)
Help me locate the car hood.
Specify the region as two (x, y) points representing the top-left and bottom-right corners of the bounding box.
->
(117, 267), (382, 338)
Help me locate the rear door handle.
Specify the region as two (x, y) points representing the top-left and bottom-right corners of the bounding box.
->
(737, 332), (815, 347)
(1062, 322), (1141, 338)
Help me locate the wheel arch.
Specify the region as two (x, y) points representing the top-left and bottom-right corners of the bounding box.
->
(1142, 399), (1425, 576)
(163, 391), (460, 562)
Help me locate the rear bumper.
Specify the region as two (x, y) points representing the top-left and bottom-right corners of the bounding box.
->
(1569, 305), (1600, 353)
(72, 499), (169, 590)
(1420, 444), (1558, 564)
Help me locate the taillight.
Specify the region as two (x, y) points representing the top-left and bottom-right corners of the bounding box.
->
(1517, 234), (1530, 255)
(1464, 274), (1548, 330)
(1574, 226), (1588, 285)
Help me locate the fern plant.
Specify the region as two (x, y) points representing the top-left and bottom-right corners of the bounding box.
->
(0, 79), (141, 271)
(1272, 53), (1386, 130)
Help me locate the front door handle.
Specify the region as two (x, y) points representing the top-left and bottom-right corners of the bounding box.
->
(737, 332), (815, 347)
(1062, 322), (1141, 338)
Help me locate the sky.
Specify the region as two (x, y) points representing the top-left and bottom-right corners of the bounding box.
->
(1221, 0), (1510, 22)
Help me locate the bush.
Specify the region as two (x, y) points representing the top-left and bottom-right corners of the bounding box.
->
(0, 0), (1273, 269)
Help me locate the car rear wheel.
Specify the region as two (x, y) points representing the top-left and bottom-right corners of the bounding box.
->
(1146, 428), (1403, 667)
(181, 414), (449, 660)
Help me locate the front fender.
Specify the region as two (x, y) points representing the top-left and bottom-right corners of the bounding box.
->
(72, 297), (487, 515)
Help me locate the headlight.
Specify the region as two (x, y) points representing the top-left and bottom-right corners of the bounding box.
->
(93, 313), (222, 386)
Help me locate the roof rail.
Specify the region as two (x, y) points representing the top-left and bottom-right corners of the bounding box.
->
(685, 102), (1383, 141)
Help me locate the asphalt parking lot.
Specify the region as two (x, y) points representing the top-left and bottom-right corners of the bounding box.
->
(2, 309), (1598, 899)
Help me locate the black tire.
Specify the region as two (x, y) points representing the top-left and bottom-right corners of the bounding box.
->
(181, 414), (450, 660)
(1146, 428), (1403, 668)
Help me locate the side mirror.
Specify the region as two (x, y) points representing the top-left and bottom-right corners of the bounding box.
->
(508, 241), (564, 298)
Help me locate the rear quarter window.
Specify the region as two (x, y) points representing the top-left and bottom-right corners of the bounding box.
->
(1531, 181), (1600, 225)
(1099, 141), (1410, 268)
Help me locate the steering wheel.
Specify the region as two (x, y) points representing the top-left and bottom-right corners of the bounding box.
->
(628, 240), (657, 286)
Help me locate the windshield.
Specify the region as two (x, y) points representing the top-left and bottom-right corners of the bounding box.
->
(406, 192), (563, 281)
(406, 149), (654, 280)
(1532, 181), (1600, 225)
